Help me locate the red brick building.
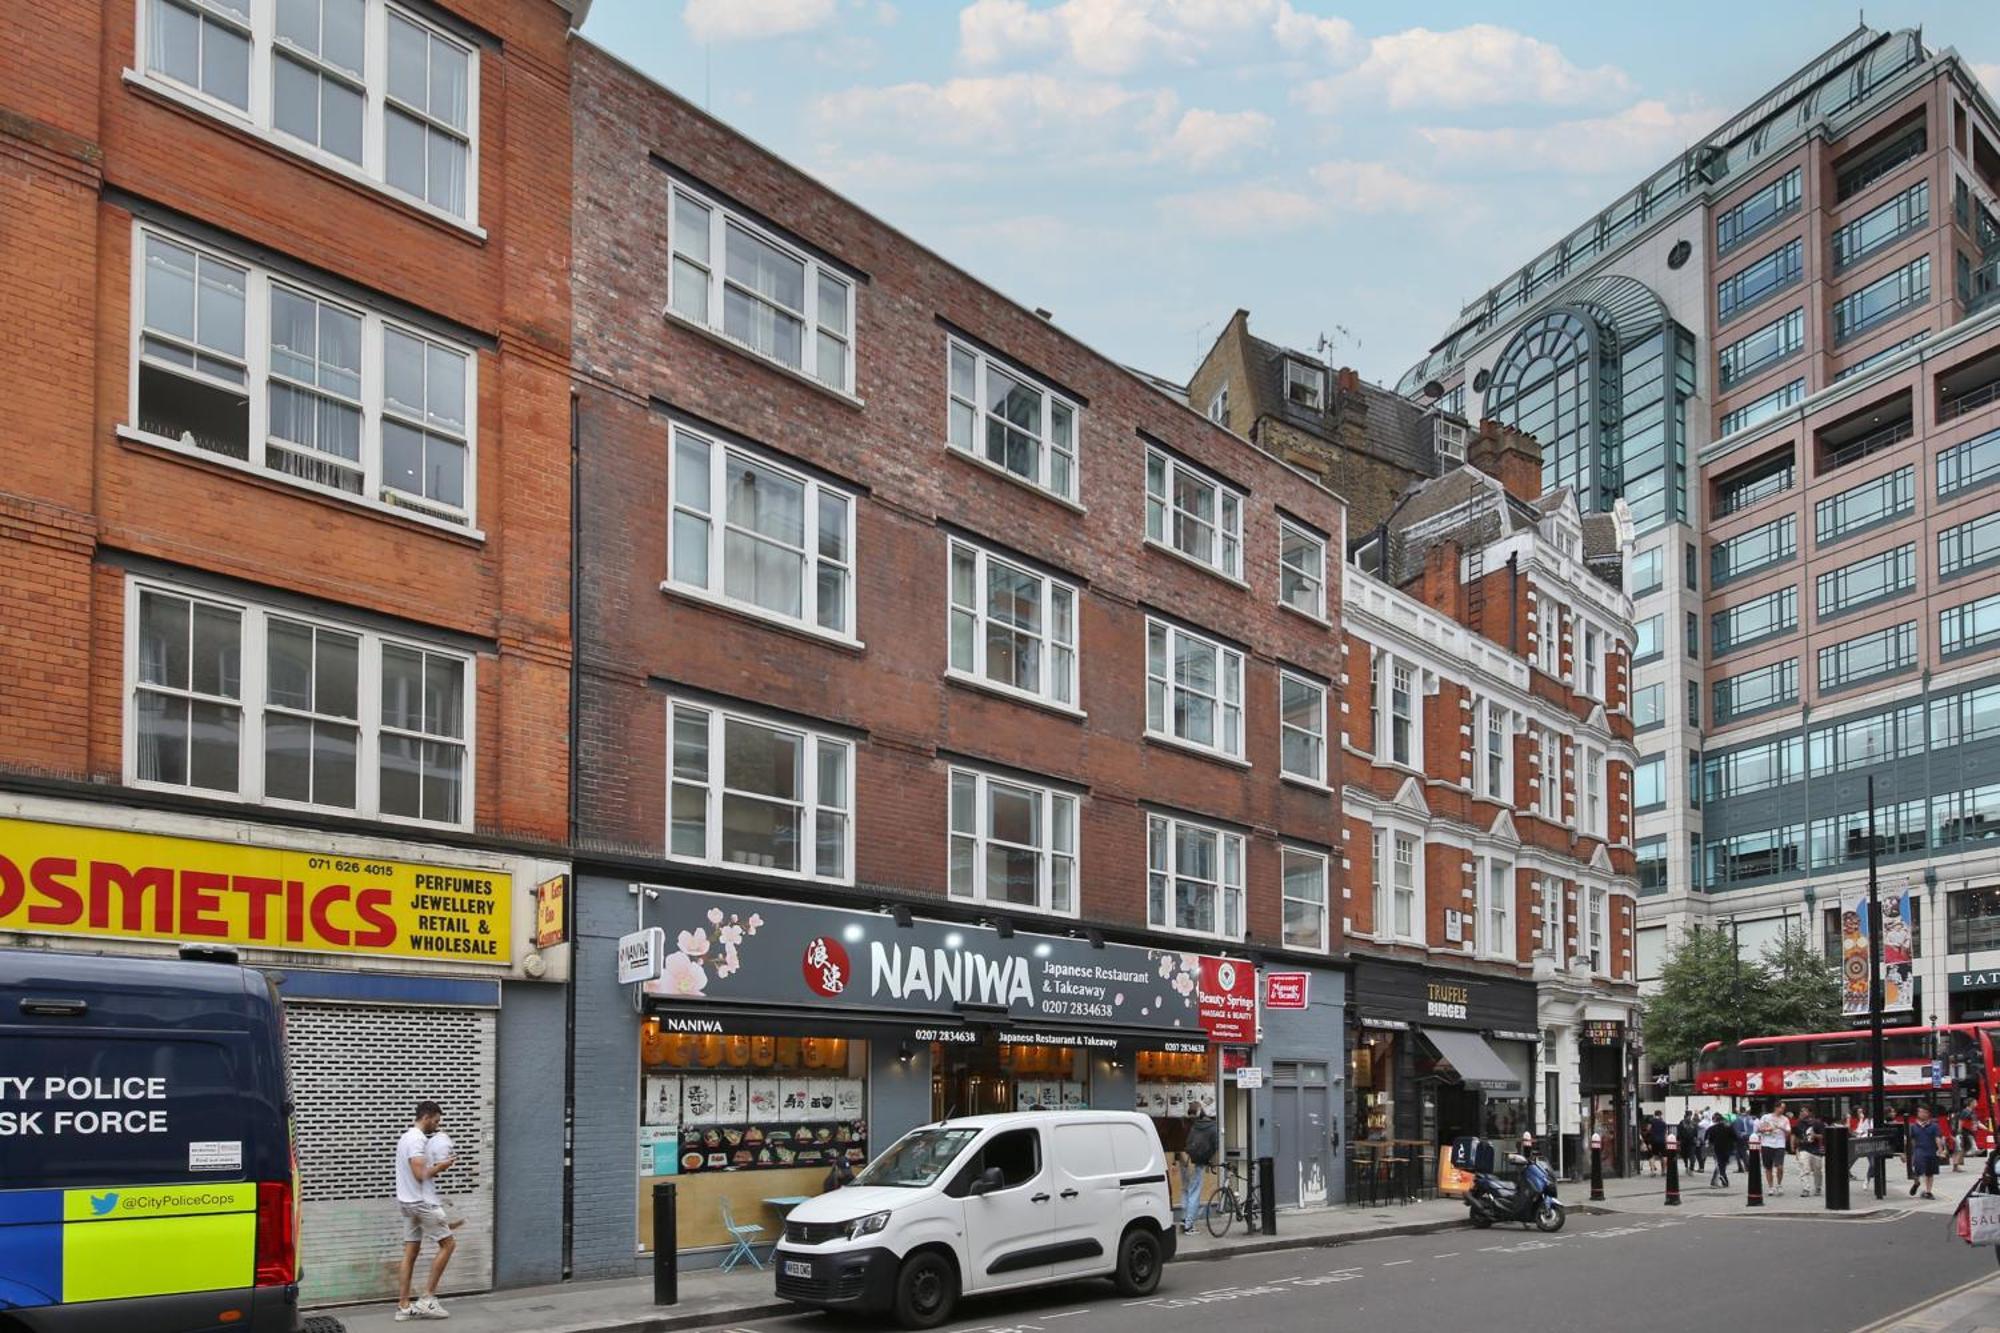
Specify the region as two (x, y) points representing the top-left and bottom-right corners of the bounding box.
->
(565, 38), (1351, 1260)
(1346, 423), (1643, 1171)
(0, 0), (580, 1302)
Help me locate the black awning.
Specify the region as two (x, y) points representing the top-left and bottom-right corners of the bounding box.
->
(1420, 1027), (1523, 1093)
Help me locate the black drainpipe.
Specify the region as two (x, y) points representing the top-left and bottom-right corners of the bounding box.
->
(1508, 553), (1520, 654)
(562, 386), (580, 1282)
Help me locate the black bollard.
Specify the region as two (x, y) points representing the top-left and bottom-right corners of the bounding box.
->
(1825, 1124), (1850, 1211)
(1590, 1132), (1605, 1202)
(1746, 1147), (1764, 1207)
(1257, 1156), (1278, 1236)
(1664, 1132), (1681, 1205)
(653, 1180), (677, 1306)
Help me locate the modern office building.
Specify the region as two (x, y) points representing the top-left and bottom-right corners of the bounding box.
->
(1395, 25), (2000, 1059)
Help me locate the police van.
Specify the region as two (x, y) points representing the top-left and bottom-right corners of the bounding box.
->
(0, 946), (324, 1333)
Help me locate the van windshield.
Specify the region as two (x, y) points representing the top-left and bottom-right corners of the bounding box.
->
(852, 1127), (980, 1189)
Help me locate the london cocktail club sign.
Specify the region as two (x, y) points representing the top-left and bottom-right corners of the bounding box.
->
(636, 885), (1249, 1040)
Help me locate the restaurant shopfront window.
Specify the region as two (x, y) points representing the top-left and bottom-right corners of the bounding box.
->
(629, 886), (1246, 1262)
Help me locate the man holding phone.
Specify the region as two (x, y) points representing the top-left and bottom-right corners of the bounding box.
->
(396, 1100), (458, 1321)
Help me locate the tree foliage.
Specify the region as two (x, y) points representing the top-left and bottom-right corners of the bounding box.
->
(1641, 925), (1839, 1075)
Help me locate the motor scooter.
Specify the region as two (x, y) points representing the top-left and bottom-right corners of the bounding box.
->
(1461, 1139), (1564, 1232)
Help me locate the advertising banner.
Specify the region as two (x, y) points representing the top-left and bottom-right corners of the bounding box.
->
(1842, 891), (1915, 1016)
(1263, 971), (1309, 1010)
(639, 884), (1234, 1037)
(1198, 956), (1257, 1045)
(0, 816), (511, 964)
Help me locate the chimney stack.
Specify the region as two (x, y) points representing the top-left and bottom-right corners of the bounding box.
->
(1468, 420), (1543, 504)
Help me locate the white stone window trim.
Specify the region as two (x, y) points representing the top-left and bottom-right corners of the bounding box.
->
(1145, 811), (1246, 943)
(946, 764), (1080, 920)
(121, 573), (476, 829)
(1483, 857), (1515, 963)
(663, 421), (860, 648)
(125, 0), (483, 234)
(123, 224), (480, 532)
(665, 696), (854, 885)
(665, 178), (856, 396)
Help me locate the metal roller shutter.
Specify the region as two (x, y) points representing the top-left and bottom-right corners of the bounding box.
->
(286, 1001), (497, 1304)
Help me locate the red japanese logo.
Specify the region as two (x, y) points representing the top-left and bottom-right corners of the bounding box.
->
(802, 936), (850, 997)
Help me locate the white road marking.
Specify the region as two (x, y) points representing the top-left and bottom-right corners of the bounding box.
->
(1383, 1259), (1414, 1266)
(1043, 1312), (1091, 1320)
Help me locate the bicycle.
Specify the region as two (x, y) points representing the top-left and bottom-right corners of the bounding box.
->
(1203, 1158), (1262, 1238)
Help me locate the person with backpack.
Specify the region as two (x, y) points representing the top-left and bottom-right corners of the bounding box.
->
(1180, 1107), (1218, 1234)
(1706, 1111), (1738, 1188)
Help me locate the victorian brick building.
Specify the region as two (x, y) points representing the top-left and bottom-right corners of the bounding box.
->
(0, 0), (580, 1301)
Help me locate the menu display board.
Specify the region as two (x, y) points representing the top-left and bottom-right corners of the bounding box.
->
(641, 1073), (870, 1173)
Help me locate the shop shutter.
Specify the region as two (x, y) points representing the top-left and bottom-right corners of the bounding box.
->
(285, 1000), (497, 1304)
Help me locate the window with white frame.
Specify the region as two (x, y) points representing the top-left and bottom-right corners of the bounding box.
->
(948, 539), (1077, 708)
(1389, 832), (1419, 941)
(1371, 829), (1387, 933)
(1281, 846), (1328, 951)
(947, 768), (1076, 916)
(1583, 749), (1604, 837)
(128, 580), (469, 824)
(1582, 627), (1601, 698)
(138, 0), (477, 220)
(1487, 860), (1513, 960)
(1279, 670), (1326, 784)
(1367, 650), (1381, 755)
(1145, 619), (1244, 759)
(1540, 877), (1563, 960)
(1539, 729), (1559, 815)
(947, 339), (1077, 501)
(1588, 887), (1608, 973)
(1387, 661), (1415, 766)
(1144, 448), (1242, 579)
(668, 699), (851, 880)
(668, 424), (854, 637)
(1146, 813), (1243, 940)
(1278, 520), (1326, 618)
(668, 182), (854, 394)
(1207, 383), (1228, 426)
(1535, 600), (1562, 675)
(1284, 359), (1324, 410)
(134, 228), (475, 521)
(1482, 702), (1510, 800)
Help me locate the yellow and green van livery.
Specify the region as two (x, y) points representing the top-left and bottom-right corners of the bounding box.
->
(1, 1184), (258, 1307)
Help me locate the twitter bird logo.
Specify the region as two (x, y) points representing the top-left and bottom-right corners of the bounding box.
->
(88, 1193), (118, 1216)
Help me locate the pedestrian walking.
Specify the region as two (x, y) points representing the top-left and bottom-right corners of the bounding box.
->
(1756, 1103), (1793, 1196)
(1734, 1109), (1756, 1175)
(1707, 1111), (1738, 1188)
(1849, 1109), (1874, 1181)
(396, 1100), (457, 1322)
(1908, 1104), (1945, 1200)
(1677, 1112), (1698, 1174)
(1179, 1105), (1217, 1234)
(1693, 1109), (1711, 1172)
(1796, 1110), (1825, 1197)
(1646, 1111), (1668, 1175)
(1955, 1108), (1980, 1172)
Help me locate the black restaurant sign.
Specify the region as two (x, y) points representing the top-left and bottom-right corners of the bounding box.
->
(1351, 957), (1536, 1032)
(638, 884), (1221, 1036)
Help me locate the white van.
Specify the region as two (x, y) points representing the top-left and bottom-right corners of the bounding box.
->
(771, 1110), (1177, 1328)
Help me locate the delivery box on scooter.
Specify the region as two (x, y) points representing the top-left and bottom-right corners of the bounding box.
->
(1450, 1136), (1495, 1174)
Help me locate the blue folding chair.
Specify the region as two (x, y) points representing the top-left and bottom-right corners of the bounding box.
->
(718, 1198), (766, 1273)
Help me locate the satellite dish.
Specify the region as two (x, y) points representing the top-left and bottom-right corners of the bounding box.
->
(1421, 380), (1444, 400)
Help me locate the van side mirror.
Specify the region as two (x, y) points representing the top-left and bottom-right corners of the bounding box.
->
(969, 1166), (1004, 1197)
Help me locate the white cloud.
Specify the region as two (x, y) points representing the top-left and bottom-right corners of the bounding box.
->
(683, 0), (837, 43)
(1162, 108), (1273, 168)
(1419, 100), (1720, 176)
(959, 0), (1354, 77)
(814, 74), (1178, 157)
(1297, 24), (1630, 112)
(1972, 62), (2000, 95)
(1161, 159), (1445, 236)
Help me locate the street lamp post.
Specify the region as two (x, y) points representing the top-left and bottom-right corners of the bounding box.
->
(1867, 775), (1886, 1201)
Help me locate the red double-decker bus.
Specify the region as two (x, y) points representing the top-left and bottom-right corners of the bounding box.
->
(1693, 1021), (2000, 1141)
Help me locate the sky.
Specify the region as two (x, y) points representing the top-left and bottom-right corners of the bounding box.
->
(578, 1), (2000, 389)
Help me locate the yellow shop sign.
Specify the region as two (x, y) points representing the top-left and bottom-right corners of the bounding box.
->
(0, 817), (511, 964)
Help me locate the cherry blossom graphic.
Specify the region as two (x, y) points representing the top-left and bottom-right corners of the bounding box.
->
(653, 950), (708, 997)
(644, 905), (764, 999)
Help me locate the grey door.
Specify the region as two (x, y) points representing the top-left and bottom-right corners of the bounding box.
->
(1273, 1062), (1334, 1208)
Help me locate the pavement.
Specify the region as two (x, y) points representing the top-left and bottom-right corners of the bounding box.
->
(316, 1164), (1982, 1333)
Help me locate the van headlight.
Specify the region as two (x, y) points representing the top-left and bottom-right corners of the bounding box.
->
(846, 1211), (891, 1241)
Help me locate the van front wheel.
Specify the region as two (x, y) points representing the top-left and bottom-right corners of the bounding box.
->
(894, 1251), (959, 1330)
(1113, 1226), (1164, 1297)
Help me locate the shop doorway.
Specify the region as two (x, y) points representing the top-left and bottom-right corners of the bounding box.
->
(1271, 1061), (1334, 1207)
(931, 1039), (1085, 1120)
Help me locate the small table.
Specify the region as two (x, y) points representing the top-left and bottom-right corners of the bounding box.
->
(763, 1195), (812, 1212)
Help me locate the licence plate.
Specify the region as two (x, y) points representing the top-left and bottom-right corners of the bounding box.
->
(784, 1260), (813, 1279)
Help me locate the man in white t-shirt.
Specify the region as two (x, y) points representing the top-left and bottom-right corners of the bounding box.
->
(1756, 1104), (1793, 1196)
(395, 1100), (457, 1321)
